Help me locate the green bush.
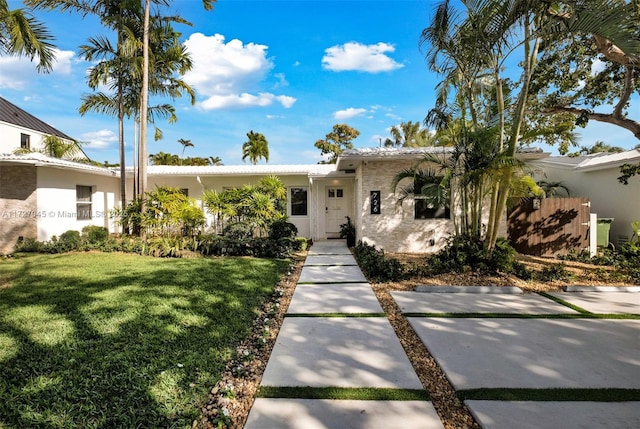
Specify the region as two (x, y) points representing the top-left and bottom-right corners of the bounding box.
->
(14, 237), (45, 253)
(57, 230), (82, 252)
(269, 220), (298, 240)
(353, 241), (404, 282)
(223, 222), (254, 241)
(538, 263), (572, 282)
(427, 235), (518, 275)
(82, 225), (109, 244)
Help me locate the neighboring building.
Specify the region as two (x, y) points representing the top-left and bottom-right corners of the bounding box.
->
(0, 153), (120, 254)
(530, 149), (640, 248)
(0, 96), (79, 155)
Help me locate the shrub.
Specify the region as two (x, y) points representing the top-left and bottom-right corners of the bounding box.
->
(427, 235), (518, 275)
(223, 222), (254, 241)
(57, 230), (82, 252)
(82, 225), (109, 244)
(538, 263), (572, 282)
(269, 220), (298, 240)
(14, 237), (45, 253)
(353, 241), (404, 282)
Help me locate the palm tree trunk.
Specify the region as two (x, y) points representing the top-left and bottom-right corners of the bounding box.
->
(487, 19), (541, 250)
(117, 12), (126, 234)
(139, 0), (150, 238)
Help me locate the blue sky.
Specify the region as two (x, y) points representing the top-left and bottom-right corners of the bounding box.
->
(1, 0), (638, 165)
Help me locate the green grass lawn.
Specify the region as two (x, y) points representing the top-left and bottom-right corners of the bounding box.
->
(0, 252), (288, 429)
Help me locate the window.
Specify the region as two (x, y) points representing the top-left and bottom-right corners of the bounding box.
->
(290, 187), (308, 216)
(414, 175), (449, 219)
(76, 185), (92, 220)
(179, 188), (189, 197)
(20, 133), (30, 149)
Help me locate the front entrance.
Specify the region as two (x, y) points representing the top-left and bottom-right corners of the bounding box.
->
(325, 187), (347, 238)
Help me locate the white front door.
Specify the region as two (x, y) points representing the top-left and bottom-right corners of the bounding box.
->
(325, 187), (347, 237)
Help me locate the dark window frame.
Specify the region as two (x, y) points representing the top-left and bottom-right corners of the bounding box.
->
(76, 185), (93, 220)
(20, 133), (30, 149)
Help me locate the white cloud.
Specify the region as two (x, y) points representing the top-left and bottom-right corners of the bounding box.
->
(80, 129), (118, 149)
(591, 58), (607, 76)
(200, 93), (295, 110)
(183, 33), (296, 110)
(322, 42), (404, 73)
(0, 48), (75, 90)
(334, 107), (368, 120)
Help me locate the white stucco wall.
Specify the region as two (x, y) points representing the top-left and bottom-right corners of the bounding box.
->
(533, 164), (640, 247)
(36, 167), (119, 241)
(134, 174), (314, 238)
(0, 121), (51, 154)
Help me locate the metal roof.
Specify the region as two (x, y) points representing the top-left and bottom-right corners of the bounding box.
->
(0, 153), (117, 176)
(0, 97), (74, 141)
(129, 164), (338, 177)
(535, 149), (640, 171)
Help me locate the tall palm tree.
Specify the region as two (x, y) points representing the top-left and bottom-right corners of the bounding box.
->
(242, 130), (269, 164)
(0, 0), (56, 71)
(177, 138), (193, 163)
(384, 121), (434, 147)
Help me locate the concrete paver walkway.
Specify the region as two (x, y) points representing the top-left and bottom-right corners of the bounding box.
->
(245, 240), (443, 429)
(246, 242), (640, 428)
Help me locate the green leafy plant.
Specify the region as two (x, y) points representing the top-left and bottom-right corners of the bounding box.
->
(353, 241), (404, 282)
(538, 263), (572, 282)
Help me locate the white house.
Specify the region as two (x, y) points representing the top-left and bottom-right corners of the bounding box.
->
(0, 96), (82, 156)
(3, 96), (638, 256)
(530, 149), (640, 248)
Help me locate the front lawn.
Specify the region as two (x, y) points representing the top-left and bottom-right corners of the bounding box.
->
(0, 252), (288, 428)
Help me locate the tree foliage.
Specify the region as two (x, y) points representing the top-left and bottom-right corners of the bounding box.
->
(314, 123), (360, 164)
(384, 121), (434, 147)
(242, 130), (269, 164)
(0, 0), (56, 71)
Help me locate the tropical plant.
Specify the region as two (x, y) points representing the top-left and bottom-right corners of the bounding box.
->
(242, 130), (269, 164)
(384, 121), (434, 147)
(0, 0), (56, 71)
(420, 0), (638, 252)
(314, 123), (360, 164)
(149, 151), (180, 165)
(568, 141), (626, 157)
(177, 138), (193, 163)
(537, 181), (571, 198)
(202, 176), (287, 236)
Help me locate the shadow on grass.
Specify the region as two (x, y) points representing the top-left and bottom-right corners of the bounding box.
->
(0, 253), (288, 428)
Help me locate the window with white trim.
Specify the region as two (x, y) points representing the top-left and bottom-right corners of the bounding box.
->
(290, 187), (308, 216)
(76, 185), (93, 220)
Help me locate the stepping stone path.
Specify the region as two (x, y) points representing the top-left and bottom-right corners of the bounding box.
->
(245, 241), (443, 429)
(246, 243), (640, 428)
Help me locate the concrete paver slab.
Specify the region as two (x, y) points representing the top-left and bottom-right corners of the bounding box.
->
(245, 399), (444, 429)
(308, 241), (352, 255)
(305, 254), (358, 266)
(392, 291), (578, 314)
(564, 286), (640, 292)
(408, 318), (640, 389)
(261, 317), (423, 389)
(288, 283), (383, 314)
(299, 266), (367, 284)
(415, 286), (523, 294)
(465, 401), (640, 429)
(549, 291), (640, 314)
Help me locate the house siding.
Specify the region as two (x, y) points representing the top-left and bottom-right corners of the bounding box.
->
(357, 160), (454, 253)
(36, 168), (119, 241)
(0, 165), (38, 254)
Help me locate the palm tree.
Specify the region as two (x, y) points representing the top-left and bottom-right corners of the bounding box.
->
(208, 156), (223, 166)
(149, 151), (180, 165)
(41, 134), (85, 160)
(384, 121), (434, 147)
(421, 0), (637, 252)
(178, 138), (193, 164)
(0, 0), (56, 71)
(242, 130), (269, 164)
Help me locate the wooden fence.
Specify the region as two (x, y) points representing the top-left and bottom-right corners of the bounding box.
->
(507, 197), (590, 257)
